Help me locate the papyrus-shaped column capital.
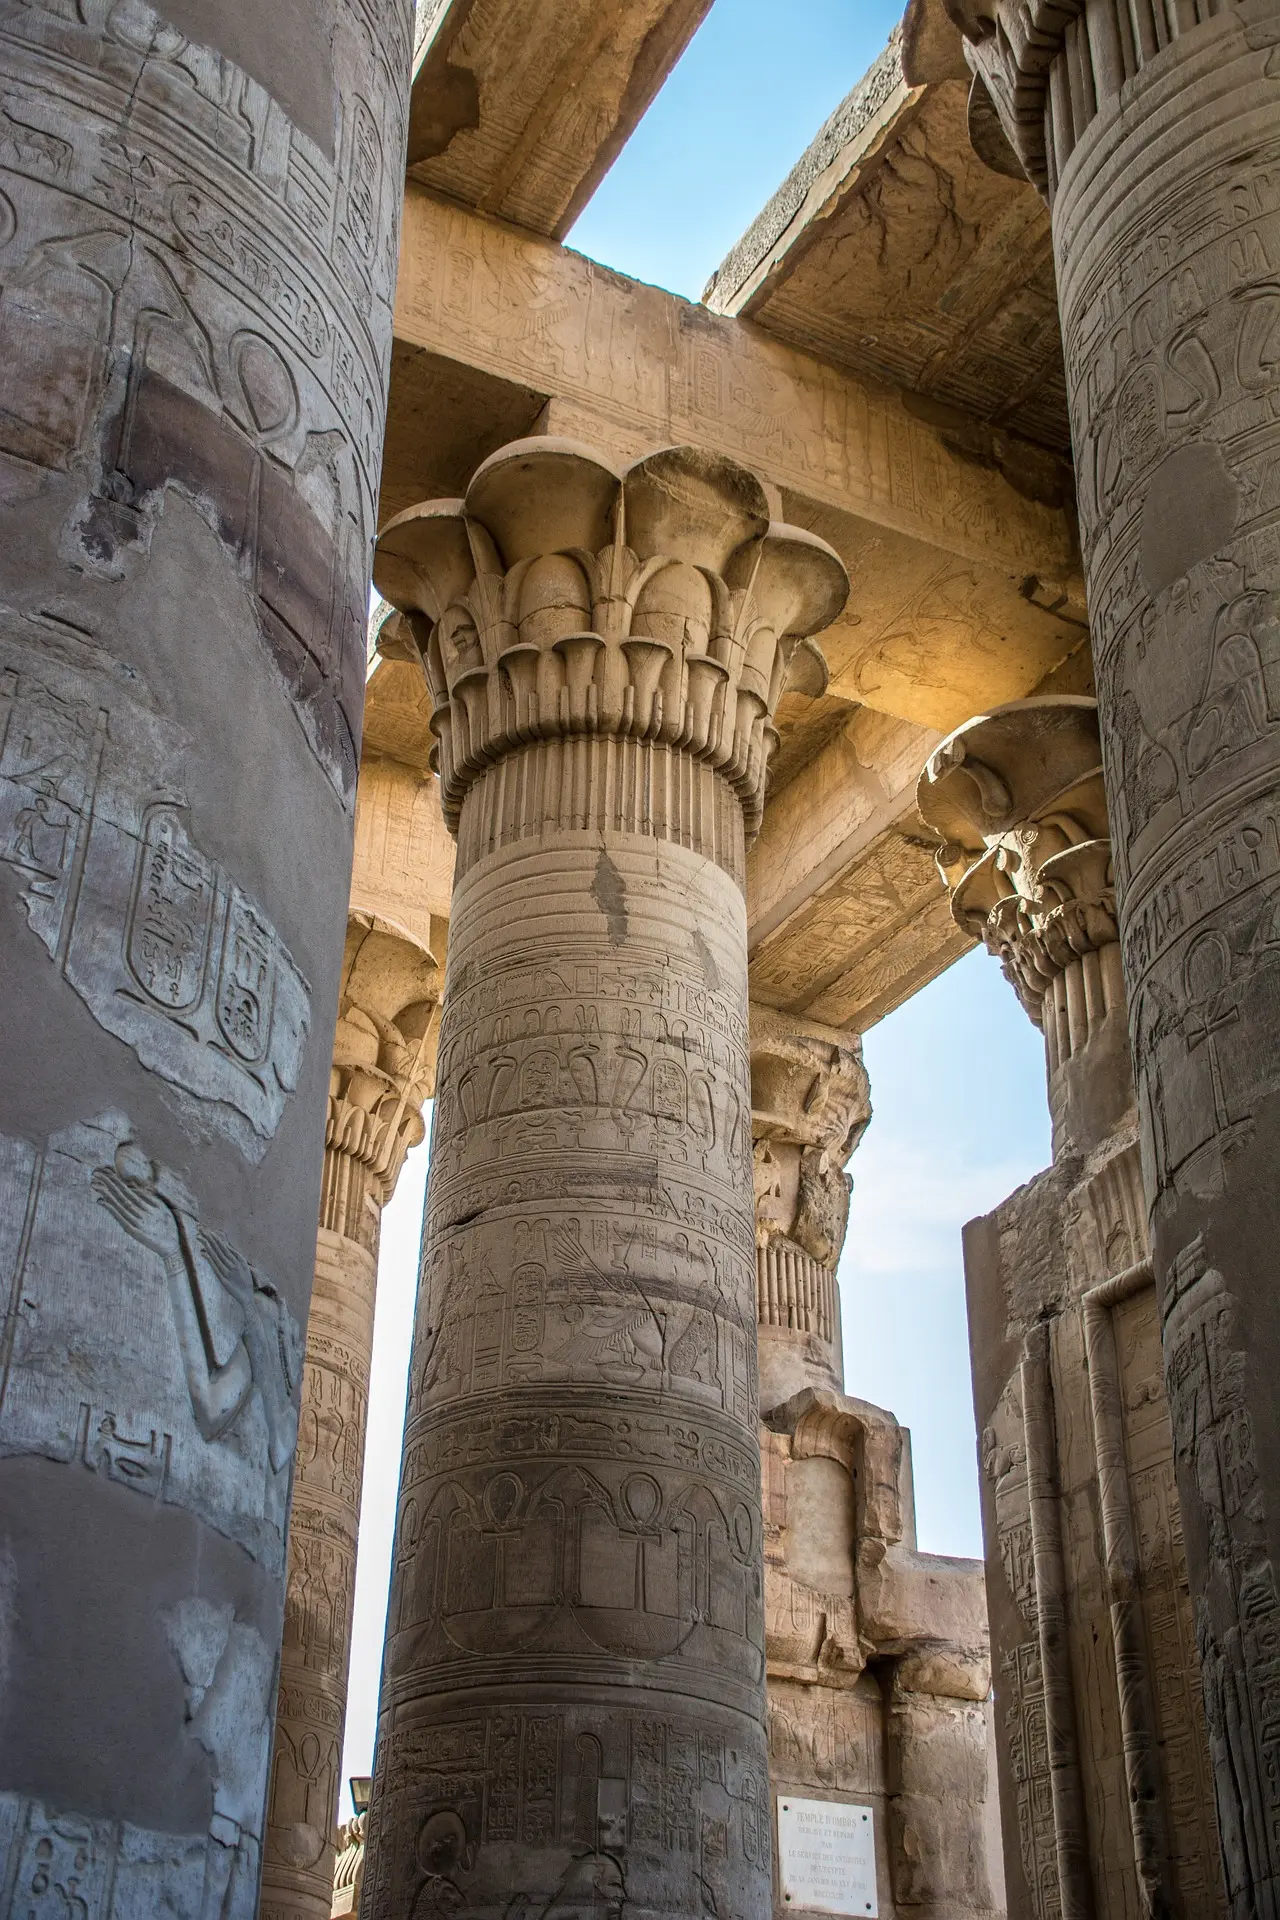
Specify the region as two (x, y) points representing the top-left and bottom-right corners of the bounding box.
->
(750, 1008), (871, 1408)
(374, 437), (848, 844)
(918, 696), (1120, 1040)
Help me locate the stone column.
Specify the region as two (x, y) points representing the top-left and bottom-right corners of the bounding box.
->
(749, 1008), (870, 1411)
(920, 698), (1221, 1920)
(362, 437), (848, 1919)
(0, 7), (410, 1918)
(917, 3), (1280, 1907)
(260, 917), (442, 1920)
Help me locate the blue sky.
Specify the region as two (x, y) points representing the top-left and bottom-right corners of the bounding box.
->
(339, 0), (1053, 1796)
(568, 0), (905, 301)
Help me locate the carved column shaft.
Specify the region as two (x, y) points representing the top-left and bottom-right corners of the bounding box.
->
(937, 4), (1280, 1909)
(362, 438), (848, 1919)
(0, 6), (410, 1917)
(261, 918), (442, 1920)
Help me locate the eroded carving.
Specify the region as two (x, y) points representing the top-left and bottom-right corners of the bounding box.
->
(0, 623), (310, 1157)
(0, 1113), (298, 1570)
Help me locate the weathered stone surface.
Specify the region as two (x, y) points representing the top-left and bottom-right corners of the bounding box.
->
(926, 698), (1222, 1917)
(751, 1008), (870, 1409)
(408, 0), (713, 237)
(762, 1389), (999, 1920)
(0, 3), (410, 1913)
(362, 436), (847, 1919)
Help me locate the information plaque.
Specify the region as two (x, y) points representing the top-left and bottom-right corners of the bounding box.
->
(777, 1796), (878, 1916)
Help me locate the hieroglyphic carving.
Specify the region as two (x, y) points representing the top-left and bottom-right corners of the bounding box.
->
(0, 5), (409, 1913)
(1163, 1236), (1280, 1914)
(0, 1600), (277, 1920)
(970, 1148), (1223, 1920)
(0, 622), (310, 1155)
(0, 1113), (299, 1571)
(0, 0), (409, 797)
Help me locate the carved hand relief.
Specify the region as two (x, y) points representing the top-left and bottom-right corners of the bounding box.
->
(0, 627), (310, 1156)
(0, 1115), (300, 1572)
(0, 0), (410, 798)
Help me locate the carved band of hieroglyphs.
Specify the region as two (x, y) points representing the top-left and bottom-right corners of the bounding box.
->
(0, 0), (410, 795)
(367, 1702), (770, 1918)
(1161, 1235), (1280, 1907)
(0, 636), (309, 1156)
(0, 1115), (300, 1575)
(428, 959), (751, 1194)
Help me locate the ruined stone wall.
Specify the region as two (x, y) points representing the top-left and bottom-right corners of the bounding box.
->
(966, 1142), (1221, 1920)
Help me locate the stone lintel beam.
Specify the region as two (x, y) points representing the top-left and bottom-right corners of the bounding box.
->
(408, 0), (713, 239)
(393, 185), (1079, 597)
(704, 32), (923, 321)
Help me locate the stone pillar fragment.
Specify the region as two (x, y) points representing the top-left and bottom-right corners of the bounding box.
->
(749, 1008), (870, 1410)
(920, 698), (1222, 1920)
(362, 438), (849, 1919)
(763, 1389), (998, 1920)
(260, 916), (443, 1920)
(0, 7), (410, 1918)
(913, 3), (1280, 1906)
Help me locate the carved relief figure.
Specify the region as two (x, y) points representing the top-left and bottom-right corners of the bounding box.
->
(93, 1145), (299, 1471)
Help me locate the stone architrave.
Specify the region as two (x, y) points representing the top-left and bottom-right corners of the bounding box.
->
(260, 915), (443, 1920)
(749, 1007), (871, 1410)
(0, 6), (410, 1917)
(920, 699), (1222, 1920)
(913, 2), (1280, 1908)
(361, 436), (849, 1919)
